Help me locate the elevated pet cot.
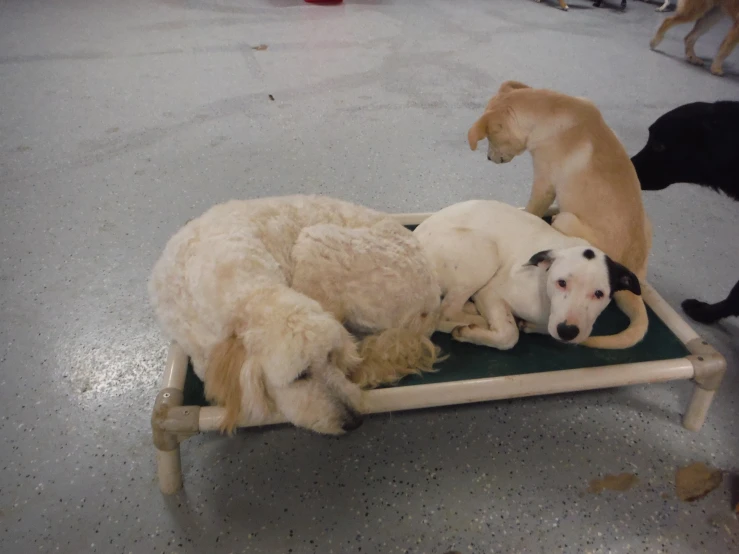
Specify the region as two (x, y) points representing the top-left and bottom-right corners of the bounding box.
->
(151, 211), (727, 494)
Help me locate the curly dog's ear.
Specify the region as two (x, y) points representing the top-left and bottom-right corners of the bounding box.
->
(497, 80), (531, 95)
(205, 335), (246, 435)
(205, 335), (271, 435)
(329, 332), (361, 376)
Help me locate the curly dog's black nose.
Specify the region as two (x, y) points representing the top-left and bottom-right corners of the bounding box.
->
(342, 411), (364, 432)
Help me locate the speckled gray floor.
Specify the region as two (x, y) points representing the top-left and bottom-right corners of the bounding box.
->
(1, 0), (737, 552)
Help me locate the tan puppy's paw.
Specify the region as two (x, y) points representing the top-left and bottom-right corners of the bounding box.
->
(649, 36), (662, 50)
(687, 54), (705, 66)
(710, 63), (724, 76)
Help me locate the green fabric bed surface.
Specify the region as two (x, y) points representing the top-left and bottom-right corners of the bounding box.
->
(181, 303), (690, 406)
(181, 221), (689, 405)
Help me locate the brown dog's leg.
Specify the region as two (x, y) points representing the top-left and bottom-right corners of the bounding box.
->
(524, 180), (556, 218)
(684, 8), (723, 65)
(558, 0), (569, 10)
(650, 5), (711, 50)
(710, 20), (739, 76)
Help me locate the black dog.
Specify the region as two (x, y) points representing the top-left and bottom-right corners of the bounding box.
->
(631, 100), (739, 325)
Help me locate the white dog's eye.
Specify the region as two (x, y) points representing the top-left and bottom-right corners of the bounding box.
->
(594, 290), (604, 299)
(557, 279), (567, 289)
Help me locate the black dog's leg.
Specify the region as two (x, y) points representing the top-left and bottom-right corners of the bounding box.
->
(593, 0), (602, 6)
(620, 0), (627, 10)
(682, 278), (739, 323)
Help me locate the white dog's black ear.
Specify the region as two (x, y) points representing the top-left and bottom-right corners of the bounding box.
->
(524, 250), (554, 270)
(605, 257), (641, 296)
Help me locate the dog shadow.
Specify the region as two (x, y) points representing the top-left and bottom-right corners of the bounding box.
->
(591, 3), (627, 12)
(265, 0), (389, 5)
(639, 0), (676, 9)
(650, 49), (739, 81)
(538, 2), (590, 10)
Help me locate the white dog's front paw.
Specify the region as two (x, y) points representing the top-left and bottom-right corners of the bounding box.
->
(462, 301), (479, 315)
(516, 318), (547, 336)
(451, 324), (476, 342)
(517, 319), (536, 334)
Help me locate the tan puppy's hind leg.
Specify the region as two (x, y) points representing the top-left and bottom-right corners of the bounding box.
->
(550, 211), (600, 247)
(525, 180), (556, 218)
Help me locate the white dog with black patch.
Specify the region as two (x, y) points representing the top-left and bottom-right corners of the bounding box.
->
(414, 200), (642, 350)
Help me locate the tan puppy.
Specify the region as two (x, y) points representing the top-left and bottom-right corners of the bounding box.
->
(650, 0), (739, 76)
(467, 81), (652, 349)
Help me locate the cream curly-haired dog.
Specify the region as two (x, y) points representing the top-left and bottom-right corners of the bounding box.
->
(149, 195), (441, 435)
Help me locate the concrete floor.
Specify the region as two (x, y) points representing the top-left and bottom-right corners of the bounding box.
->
(1, 0), (737, 552)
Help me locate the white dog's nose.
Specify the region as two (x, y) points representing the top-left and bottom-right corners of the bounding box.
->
(557, 322), (580, 342)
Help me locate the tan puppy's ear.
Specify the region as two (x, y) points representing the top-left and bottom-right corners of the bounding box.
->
(497, 80), (531, 94)
(467, 114), (489, 151)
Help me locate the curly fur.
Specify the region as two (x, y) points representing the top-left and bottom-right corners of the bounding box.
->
(149, 195), (441, 435)
(353, 329), (441, 388)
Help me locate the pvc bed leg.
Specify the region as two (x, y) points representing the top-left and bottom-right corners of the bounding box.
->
(157, 447), (183, 495)
(682, 338), (727, 432)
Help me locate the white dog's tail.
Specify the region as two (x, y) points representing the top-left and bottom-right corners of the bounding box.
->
(581, 291), (648, 350)
(351, 329), (442, 388)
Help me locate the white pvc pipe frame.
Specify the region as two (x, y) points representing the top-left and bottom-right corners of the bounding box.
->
(193, 280), (697, 432)
(154, 210), (729, 494)
(159, 210), (712, 431)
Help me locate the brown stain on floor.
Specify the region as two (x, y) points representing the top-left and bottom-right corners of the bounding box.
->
(588, 473), (639, 494)
(675, 462), (723, 502)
